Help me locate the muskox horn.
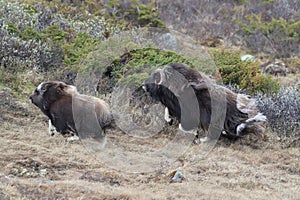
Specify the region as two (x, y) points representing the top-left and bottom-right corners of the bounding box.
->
(156, 69), (166, 85)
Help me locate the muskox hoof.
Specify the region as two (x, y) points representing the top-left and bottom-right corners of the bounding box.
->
(48, 120), (57, 136)
(66, 135), (80, 142)
(200, 136), (209, 143)
(49, 129), (56, 136)
(192, 133), (199, 144)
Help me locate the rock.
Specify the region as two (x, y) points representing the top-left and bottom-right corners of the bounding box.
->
(169, 170), (184, 182)
(241, 54), (255, 62)
(260, 60), (288, 76)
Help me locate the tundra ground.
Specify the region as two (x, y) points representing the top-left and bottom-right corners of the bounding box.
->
(0, 94), (299, 200)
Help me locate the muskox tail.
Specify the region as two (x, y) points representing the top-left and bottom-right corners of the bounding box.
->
(236, 113), (267, 138)
(239, 123), (266, 138)
(235, 94), (267, 137)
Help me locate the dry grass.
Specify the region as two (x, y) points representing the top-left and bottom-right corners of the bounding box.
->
(0, 85), (299, 199)
(0, 107), (300, 200)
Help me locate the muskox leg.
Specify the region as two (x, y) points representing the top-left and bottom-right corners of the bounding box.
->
(164, 107), (173, 124)
(179, 124), (200, 144)
(236, 123), (246, 136)
(48, 120), (57, 136)
(193, 130), (201, 144)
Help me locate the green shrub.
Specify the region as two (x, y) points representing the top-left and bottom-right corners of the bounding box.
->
(0, 67), (40, 98)
(211, 49), (280, 94)
(111, 47), (195, 85)
(42, 25), (68, 43)
(237, 14), (300, 57)
(62, 32), (100, 68)
(92, 47), (199, 92)
(106, 0), (165, 28)
(239, 14), (300, 37)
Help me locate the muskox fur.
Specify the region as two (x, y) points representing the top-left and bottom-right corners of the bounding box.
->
(30, 81), (113, 138)
(143, 63), (267, 141)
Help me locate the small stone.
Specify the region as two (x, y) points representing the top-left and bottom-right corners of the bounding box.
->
(169, 170), (184, 183)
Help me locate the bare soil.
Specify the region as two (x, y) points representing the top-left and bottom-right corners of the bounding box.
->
(0, 91), (299, 200)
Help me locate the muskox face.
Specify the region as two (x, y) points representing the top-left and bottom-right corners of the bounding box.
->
(143, 67), (183, 124)
(142, 69), (163, 101)
(29, 81), (75, 112)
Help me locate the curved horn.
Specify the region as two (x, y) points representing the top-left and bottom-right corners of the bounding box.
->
(157, 68), (167, 85)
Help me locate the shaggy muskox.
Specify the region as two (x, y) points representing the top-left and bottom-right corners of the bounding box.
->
(143, 63), (267, 142)
(29, 81), (113, 139)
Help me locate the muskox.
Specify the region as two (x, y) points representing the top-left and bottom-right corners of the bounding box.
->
(143, 63), (267, 142)
(29, 81), (113, 139)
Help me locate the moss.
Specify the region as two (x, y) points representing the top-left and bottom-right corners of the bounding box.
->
(121, 72), (149, 89)
(23, 3), (38, 15)
(91, 47), (200, 93)
(7, 23), (41, 40)
(136, 3), (165, 28)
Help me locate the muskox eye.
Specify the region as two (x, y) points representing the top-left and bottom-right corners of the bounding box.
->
(153, 73), (161, 84)
(41, 87), (47, 92)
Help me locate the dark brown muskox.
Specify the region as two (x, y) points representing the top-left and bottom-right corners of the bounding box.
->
(29, 81), (113, 139)
(143, 63), (267, 142)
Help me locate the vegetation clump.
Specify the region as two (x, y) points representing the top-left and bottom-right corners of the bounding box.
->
(238, 13), (300, 57)
(212, 49), (280, 94)
(0, 0), (120, 97)
(256, 87), (300, 146)
(105, 0), (165, 28)
(97, 47), (196, 92)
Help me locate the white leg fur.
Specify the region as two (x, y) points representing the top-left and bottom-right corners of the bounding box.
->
(236, 123), (246, 136)
(179, 124), (204, 144)
(164, 107), (172, 122)
(142, 85), (146, 91)
(179, 123), (198, 135)
(48, 120), (56, 136)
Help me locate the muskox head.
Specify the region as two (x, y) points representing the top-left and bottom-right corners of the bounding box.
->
(29, 81), (76, 113)
(143, 63), (202, 132)
(142, 68), (165, 101)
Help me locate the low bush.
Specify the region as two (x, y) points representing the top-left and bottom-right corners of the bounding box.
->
(97, 47), (196, 91)
(211, 49), (280, 94)
(105, 0), (165, 28)
(256, 87), (300, 146)
(0, 0), (120, 97)
(238, 13), (300, 57)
